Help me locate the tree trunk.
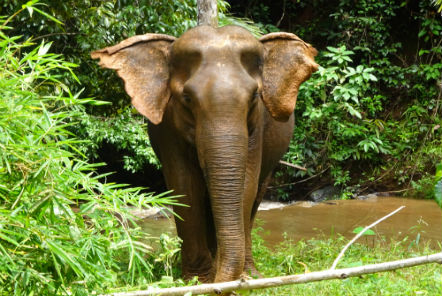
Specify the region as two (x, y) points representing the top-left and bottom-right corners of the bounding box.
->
(197, 0), (218, 27)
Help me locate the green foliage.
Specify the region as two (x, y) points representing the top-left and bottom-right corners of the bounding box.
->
(1, 0), (200, 173)
(266, 0), (442, 198)
(433, 0), (442, 12)
(0, 6), (181, 294)
(303, 46), (385, 159)
(153, 234), (182, 278)
(78, 108), (160, 172)
(282, 45), (388, 191)
(235, 1), (279, 33)
(218, 1), (265, 37)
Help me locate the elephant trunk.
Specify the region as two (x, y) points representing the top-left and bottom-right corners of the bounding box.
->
(197, 129), (248, 282)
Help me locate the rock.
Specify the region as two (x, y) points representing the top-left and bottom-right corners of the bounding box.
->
(130, 206), (173, 219)
(356, 193), (378, 200)
(258, 200), (288, 211)
(292, 201), (317, 208)
(308, 185), (340, 202)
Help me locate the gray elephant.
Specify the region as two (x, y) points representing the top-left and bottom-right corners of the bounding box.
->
(92, 25), (317, 283)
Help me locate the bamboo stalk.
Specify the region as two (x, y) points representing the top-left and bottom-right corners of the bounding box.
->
(106, 252), (442, 296)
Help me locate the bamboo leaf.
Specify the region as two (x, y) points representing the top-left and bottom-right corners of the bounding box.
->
(31, 7), (63, 25)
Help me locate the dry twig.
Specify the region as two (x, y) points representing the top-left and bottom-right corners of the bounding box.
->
(330, 206), (405, 270)
(268, 166), (329, 189)
(279, 160), (307, 171)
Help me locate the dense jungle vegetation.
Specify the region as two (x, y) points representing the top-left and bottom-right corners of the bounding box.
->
(2, 0), (441, 200)
(0, 0), (441, 295)
(233, 0), (442, 200)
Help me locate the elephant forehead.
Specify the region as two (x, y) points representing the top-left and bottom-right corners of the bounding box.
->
(172, 25), (262, 57)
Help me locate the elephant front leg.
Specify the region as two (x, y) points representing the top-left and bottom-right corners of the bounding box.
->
(158, 150), (215, 282)
(243, 175), (271, 278)
(175, 204), (215, 283)
(166, 168), (215, 283)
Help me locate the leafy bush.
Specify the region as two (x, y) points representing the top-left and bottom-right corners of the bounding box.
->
(0, 6), (179, 295)
(255, 0), (442, 199)
(78, 108), (160, 172)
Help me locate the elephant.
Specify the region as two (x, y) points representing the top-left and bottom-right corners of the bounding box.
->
(91, 25), (317, 283)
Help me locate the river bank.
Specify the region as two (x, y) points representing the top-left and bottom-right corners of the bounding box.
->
(139, 196), (442, 249)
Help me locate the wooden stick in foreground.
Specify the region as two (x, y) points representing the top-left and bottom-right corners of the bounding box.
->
(107, 252), (442, 296)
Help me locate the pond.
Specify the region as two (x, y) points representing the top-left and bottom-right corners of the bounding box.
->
(139, 196), (442, 248)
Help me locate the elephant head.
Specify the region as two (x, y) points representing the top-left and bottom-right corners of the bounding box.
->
(91, 25), (317, 282)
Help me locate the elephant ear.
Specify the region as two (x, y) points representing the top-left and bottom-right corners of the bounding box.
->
(260, 32), (318, 121)
(91, 34), (176, 124)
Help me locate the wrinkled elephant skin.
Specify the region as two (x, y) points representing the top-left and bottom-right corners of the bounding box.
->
(92, 25), (317, 284)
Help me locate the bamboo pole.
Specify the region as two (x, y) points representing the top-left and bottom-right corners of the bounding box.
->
(197, 0), (218, 27)
(106, 252), (442, 296)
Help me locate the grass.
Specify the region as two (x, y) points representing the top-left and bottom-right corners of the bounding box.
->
(106, 227), (442, 295)
(245, 227), (442, 295)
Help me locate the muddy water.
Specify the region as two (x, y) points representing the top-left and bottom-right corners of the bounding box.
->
(139, 197), (442, 248)
(257, 197), (442, 248)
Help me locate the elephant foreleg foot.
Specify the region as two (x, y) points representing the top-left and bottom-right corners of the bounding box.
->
(182, 263), (215, 283)
(242, 260), (263, 279)
(183, 271), (213, 284)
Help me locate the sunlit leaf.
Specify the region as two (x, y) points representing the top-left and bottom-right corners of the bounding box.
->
(352, 227), (376, 236)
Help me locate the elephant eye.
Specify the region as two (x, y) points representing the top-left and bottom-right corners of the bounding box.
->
(182, 93), (191, 104)
(252, 90), (260, 102)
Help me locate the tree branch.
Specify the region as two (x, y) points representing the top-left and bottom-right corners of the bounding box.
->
(106, 252), (442, 296)
(275, 0), (287, 27)
(278, 160), (307, 171)
(268, 166), (329, 189)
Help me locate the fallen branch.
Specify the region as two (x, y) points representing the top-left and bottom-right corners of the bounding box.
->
(374, 188), (412, 195)
(268, 166), (329, 189)
(356, 188), (412, 196)
(330, 206), (405, 270)
(278, 160), (307, 171)
(106, 252), (442, 296)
